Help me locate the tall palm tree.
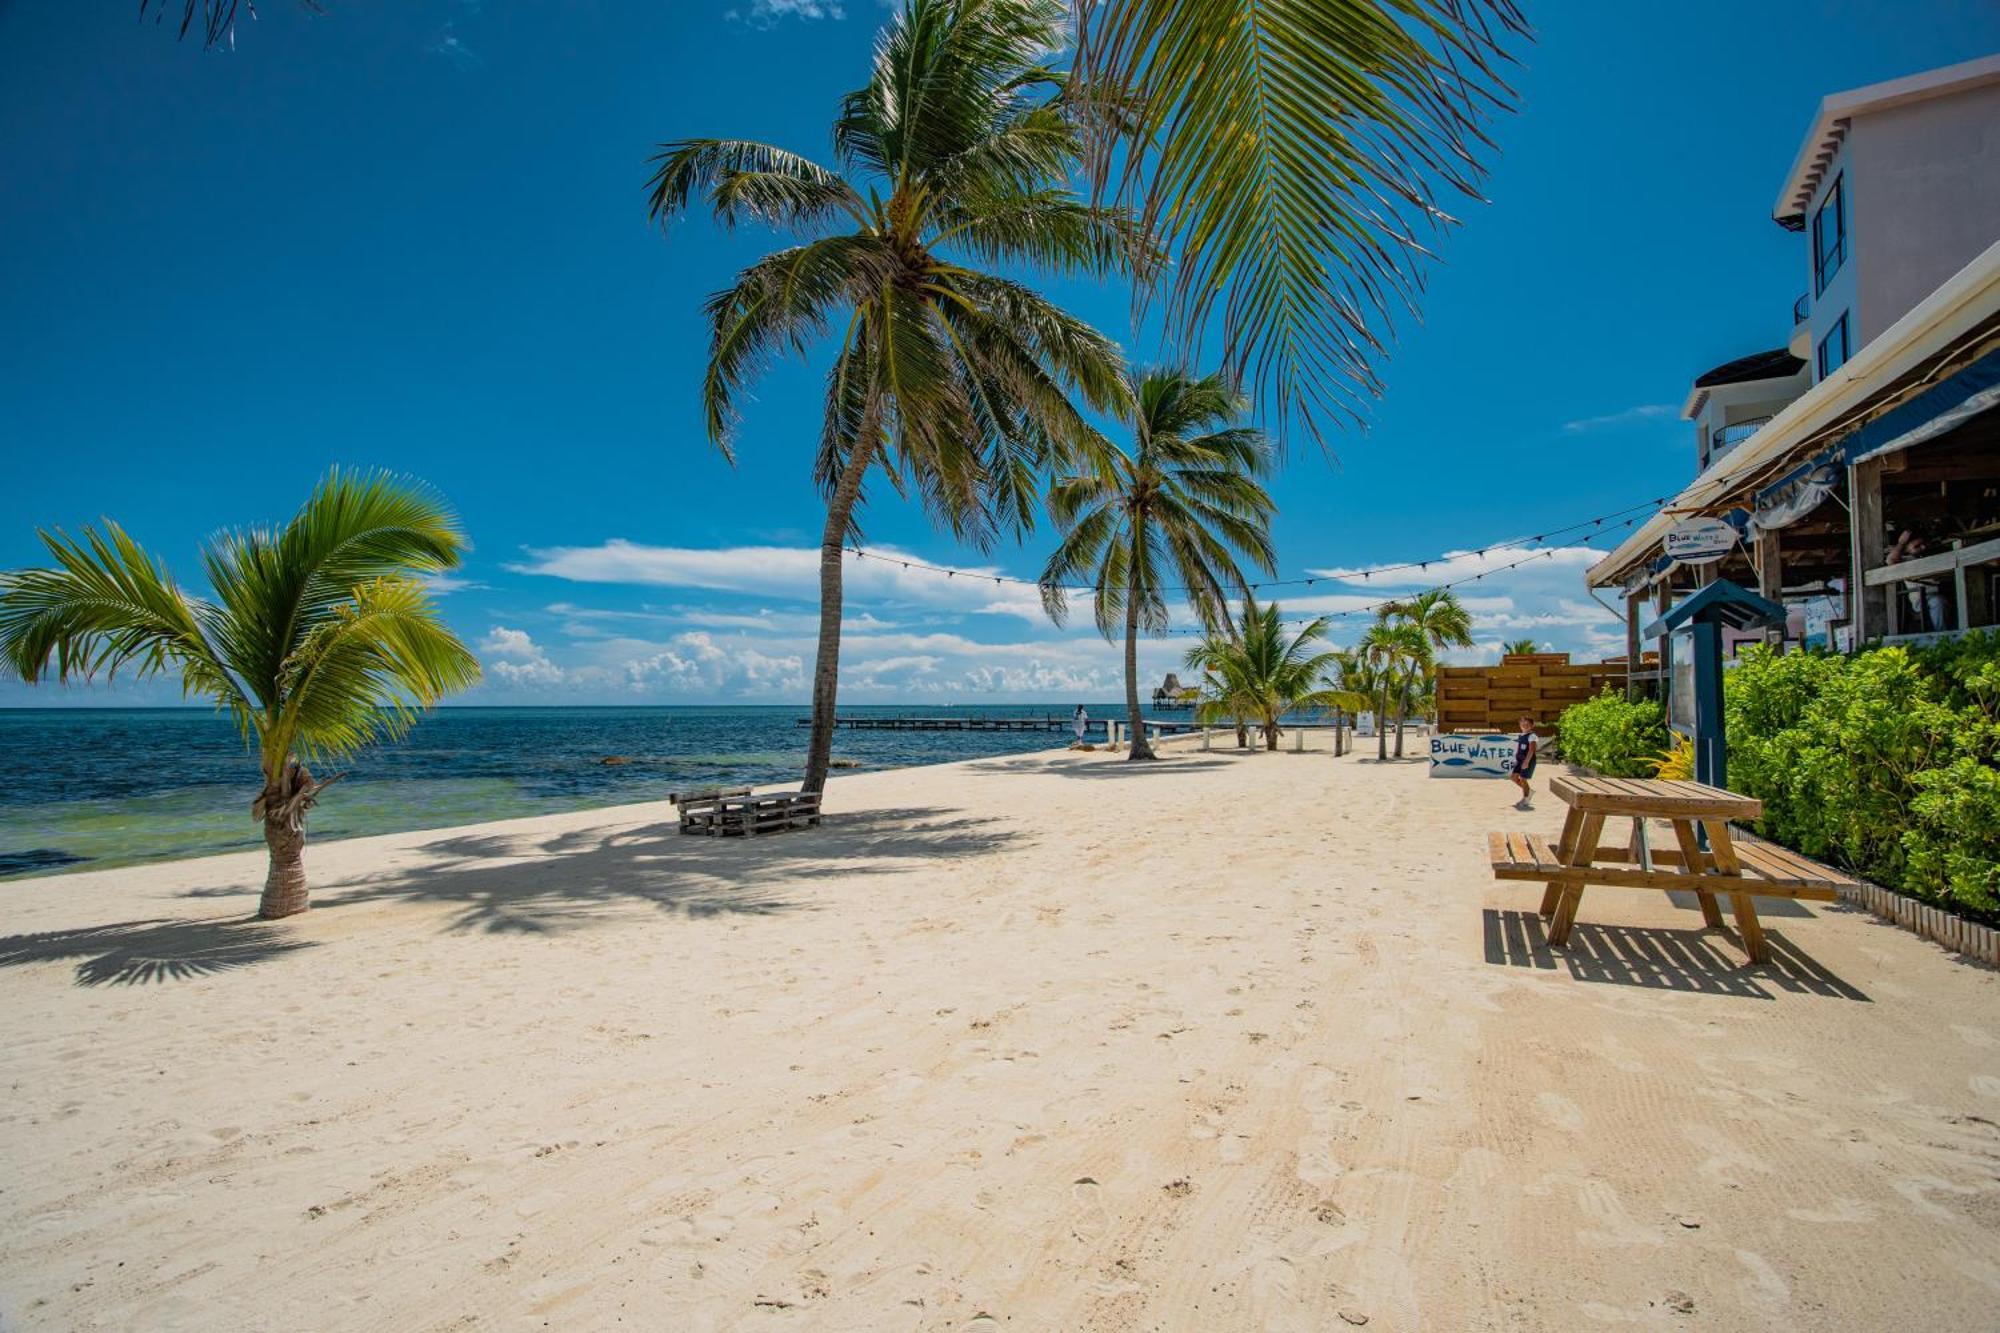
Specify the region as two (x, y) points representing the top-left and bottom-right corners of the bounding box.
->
(1039, 368), (1275, 761)
(1503, 636), (1541, 657)
(1383, 587), (1474, 755)
(0, 471), (480, 919)
(650, 0), (1144, 795)
(1185, 599), (1344, 751)
(1359, 618), (1426, 760)
(1074, 1), (1526, 440)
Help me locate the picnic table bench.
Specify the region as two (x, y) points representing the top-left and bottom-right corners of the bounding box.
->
(1488, 775), (1854, 963)
(670, 786), (822, 837)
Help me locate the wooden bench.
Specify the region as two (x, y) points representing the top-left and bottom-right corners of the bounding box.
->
(1487, 776), (1856, 963)
(713, 790), (822, 837)
(670, 786), (752, 835)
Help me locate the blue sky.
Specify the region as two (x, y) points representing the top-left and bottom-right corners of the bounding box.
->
(4, 2), (1998, 705)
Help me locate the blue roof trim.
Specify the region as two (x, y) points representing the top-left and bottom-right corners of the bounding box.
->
(1754, 346), (2000, 506)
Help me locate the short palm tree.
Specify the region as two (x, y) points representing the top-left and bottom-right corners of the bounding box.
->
(1503, 636), (1541, 657)
(1359, 617), (1427, 760)
(1039, 367), (1276, 761)
(1185, 599), (1344, 752)
(1382, 587), (1474, 755)
(1323, 648), (1378, 758)
(650, 0), (1144, 795)
(0, 471), (480, 919)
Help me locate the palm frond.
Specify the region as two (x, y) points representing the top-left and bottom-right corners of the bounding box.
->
(648, 139), (864, 233)
(1076, 0), (1527, 444)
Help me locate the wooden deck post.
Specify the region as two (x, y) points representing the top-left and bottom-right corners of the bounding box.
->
(1625, 590), (1644, 698)
(1849, 455), (1886, 644)
(1755, 526), (1783, 650)
(1654, 579), (1674, 694)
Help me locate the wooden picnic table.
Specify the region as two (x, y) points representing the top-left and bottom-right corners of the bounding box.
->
(1489, 775), (1852, 964)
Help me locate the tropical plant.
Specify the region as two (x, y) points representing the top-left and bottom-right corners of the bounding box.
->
(0, 471), (481, 919)
(1323, 648), (1377, 757)
(1039, 367), (1276, 760)
(1381, 588), (1473, 755)
(1073, 0), (1526, 441)
(1645, 733), (1695, 781)
(1358, 617), (1427, 760)
(650, 0), (1146, 794)
(1503, 637), (1541, 657)
(1185, 599), (1345, 751)
(1556, 689), (1668, 779)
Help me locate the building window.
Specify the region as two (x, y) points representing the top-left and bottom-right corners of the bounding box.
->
(1817, 312), (1850, 379)
(1813, 173), (1846, 295)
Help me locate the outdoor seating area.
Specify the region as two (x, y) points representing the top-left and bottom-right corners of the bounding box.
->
(1488, 774), (1856, 963)
(671, 786), (823, 838)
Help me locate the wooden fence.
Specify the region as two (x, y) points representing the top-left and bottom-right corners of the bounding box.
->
(1435, 653), (1627, 735)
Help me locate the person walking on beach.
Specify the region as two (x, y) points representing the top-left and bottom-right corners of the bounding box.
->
(1073, 704), (1089, 746)
(1509, 714), (1539, 810)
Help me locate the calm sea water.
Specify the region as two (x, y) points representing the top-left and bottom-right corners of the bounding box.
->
(0, 704), (1123, 879)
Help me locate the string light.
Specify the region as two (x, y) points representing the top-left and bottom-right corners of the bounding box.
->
(838, 498), (1664, 599)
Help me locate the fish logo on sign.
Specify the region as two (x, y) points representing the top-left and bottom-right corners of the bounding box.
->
(1664, 516), (1739, 565)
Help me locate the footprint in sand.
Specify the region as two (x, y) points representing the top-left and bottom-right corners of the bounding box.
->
(1970, 1074), (2000, 1099)
(1951, 1024), (1998, 1050)
(963, 1317), (1002, 1332)
(1069, 1177), (1110, 1242)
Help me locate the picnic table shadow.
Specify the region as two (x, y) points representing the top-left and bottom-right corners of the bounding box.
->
(1482, 908), (1869, 1001)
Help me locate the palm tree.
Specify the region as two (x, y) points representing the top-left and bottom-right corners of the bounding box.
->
(1324, 648), (1377, 758)
(650, 0), (1144, 795)
(1073, 1), (1526, 439)
(0, 471), (480, 919)
(1039, 368), (1275, 761)
(1382, 588), (1474, 755)
(1503, 636), (1541, 656)
(1185, 599), (1344, 751)
(1359, 618), (1426, 760)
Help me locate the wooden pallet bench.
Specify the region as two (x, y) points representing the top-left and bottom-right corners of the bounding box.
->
(713, 791), (822, 837)
(670, 786), (753, 835)
(1487, 776), (1855, 963)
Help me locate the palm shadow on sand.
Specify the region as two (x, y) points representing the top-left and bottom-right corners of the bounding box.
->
(178, 804), (1021, 940)
(0, 917), (319, 987)
(1482, 908), (1869, 1001)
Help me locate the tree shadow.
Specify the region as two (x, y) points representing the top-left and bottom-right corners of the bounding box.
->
(1481, 909), (1869, 1001)
(0, 917), (318, 987)
(182, 804), (1023, 938)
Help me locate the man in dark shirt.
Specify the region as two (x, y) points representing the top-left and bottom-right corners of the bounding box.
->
(1510, 714), (1539, 810)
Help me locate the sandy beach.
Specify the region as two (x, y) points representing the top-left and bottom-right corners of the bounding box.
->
(3, 737), (1998, 1331)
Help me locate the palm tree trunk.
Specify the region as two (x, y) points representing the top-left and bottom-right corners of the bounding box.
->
(259, 815), (309, 920)
(801, 416), (881, 797)
(1376, 686), (1389, 760)
(1123, 555), (1154, 761)
(1235, 718), (1248, 749)
(1333, 709), (1345, 757)
(1394, 678), (1410, 758)
(1264, 718), (1279, 751)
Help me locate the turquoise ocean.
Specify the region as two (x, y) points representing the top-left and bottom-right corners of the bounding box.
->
(0, 704), (1125, 879)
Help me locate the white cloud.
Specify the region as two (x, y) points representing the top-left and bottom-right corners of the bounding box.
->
(511, 540), (1046, 621)
(418, 573), (485, 596)
(1561, 403), (1678, 434)
(479, 627), (566, 687)
(726, 0), (845, 27)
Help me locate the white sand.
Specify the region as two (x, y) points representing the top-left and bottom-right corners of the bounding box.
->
(3, 736), (1998, 1331)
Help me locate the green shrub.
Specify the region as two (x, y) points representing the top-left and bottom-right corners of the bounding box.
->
(1556, 689), (1667, 777)
(1723, 633), (2000, 920)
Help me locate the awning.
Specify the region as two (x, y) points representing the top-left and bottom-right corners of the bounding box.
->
(1588, 239), (2000, 589)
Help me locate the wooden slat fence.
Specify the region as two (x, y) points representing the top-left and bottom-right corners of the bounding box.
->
(1436, 653), (1627, 736)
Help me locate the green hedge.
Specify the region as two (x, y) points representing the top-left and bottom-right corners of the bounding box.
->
(1726, 633), (2000, 918)
(1555, 690), (1667, 778)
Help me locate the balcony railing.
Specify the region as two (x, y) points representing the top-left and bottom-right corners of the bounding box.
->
(1792, 292), (1811, 324)
(1711, 417), (1773, 456)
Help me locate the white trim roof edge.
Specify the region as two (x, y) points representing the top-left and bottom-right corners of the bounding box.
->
(1772, 53), (2000, 225)
(1586, 238), (2000, 590)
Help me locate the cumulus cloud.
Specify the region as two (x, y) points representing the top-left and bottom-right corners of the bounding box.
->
(480, 627), (565, 686)
(511, 540), (1046, 621)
